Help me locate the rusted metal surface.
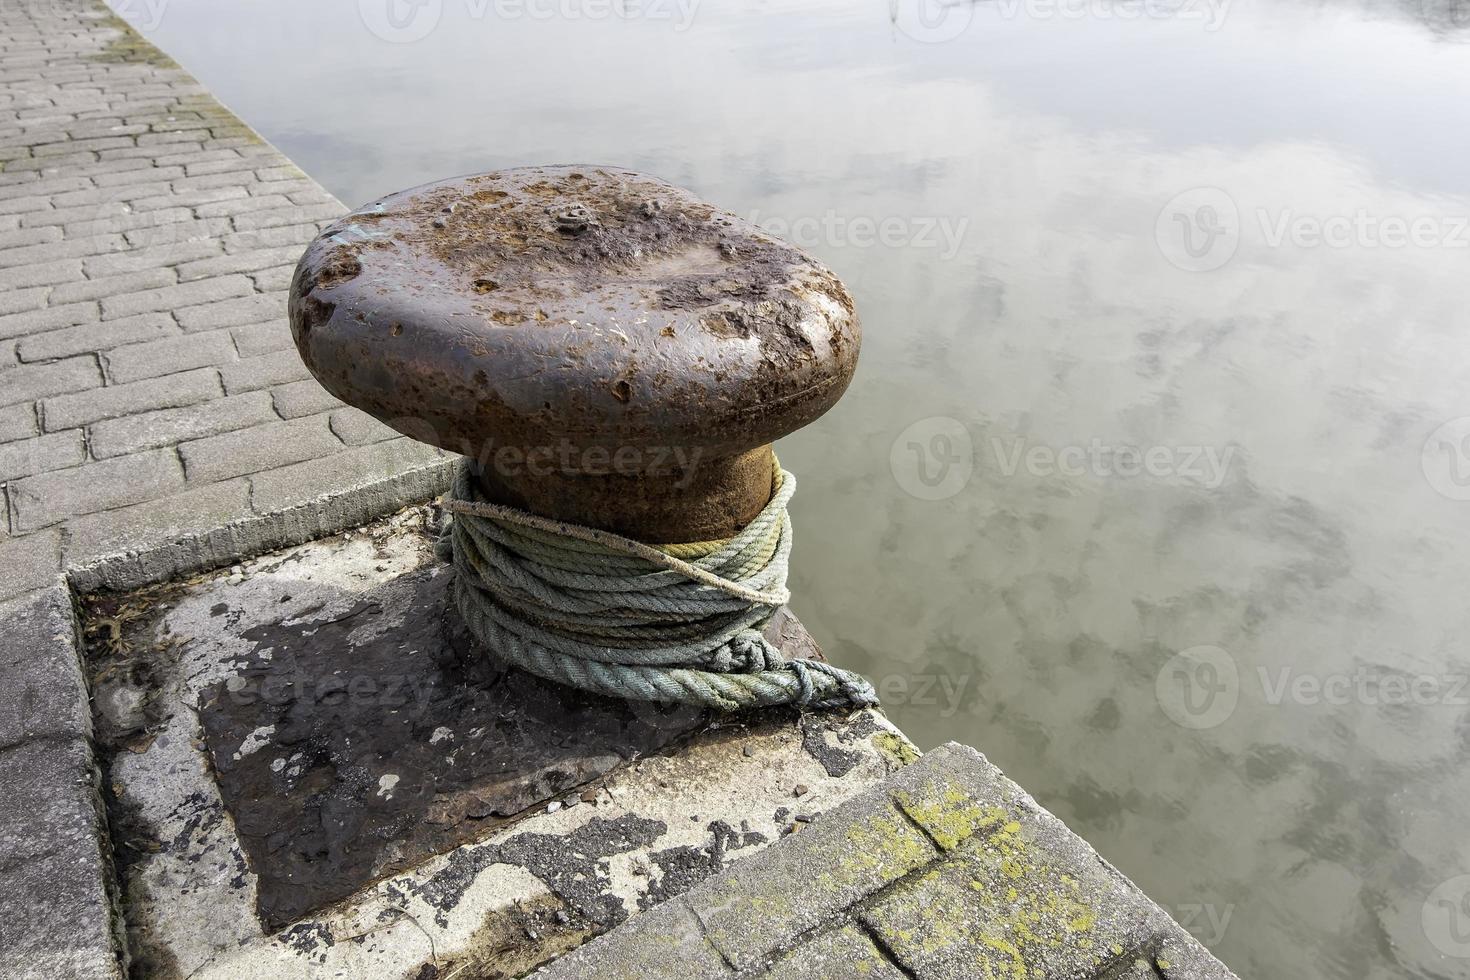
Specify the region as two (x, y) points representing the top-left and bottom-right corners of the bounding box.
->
(288, 166), (861, 541)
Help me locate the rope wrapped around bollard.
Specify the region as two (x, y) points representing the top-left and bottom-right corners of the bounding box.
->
(436, 459), (879, 712)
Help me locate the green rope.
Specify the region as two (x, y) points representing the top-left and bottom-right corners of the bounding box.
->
(436, 459), (879, 713)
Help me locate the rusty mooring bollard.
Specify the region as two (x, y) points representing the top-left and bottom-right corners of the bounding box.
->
(287, 165), (859, 542)
(288, 166), (874, 711)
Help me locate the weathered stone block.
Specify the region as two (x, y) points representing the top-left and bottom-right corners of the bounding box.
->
(87, 390), (275, 459)
(0, 586), (90, 747)
(686, 788), (937, 970)
(219, 346), (311, 392)
(0, 354), (99, 407)
(180, 415), (341, 482)
(270, 377), (341, 418)
(535, 898), (734, 980)
(42, 365), (220, 430)
(10, 448), (183, 532)
(757, 924), (908, 980)
(104, 328), (237, 384)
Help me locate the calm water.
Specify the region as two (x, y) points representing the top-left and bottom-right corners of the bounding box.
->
(117, 0), (1470, 975)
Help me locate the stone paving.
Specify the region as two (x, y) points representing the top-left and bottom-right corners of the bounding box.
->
(0, 0), (450, 605)
(535, 743), (1240, 980)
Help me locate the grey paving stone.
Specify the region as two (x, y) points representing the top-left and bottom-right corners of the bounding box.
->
(0, 795), (122, 980)
(0, 586), (91, 748)
(10, 448), (183, 532)
(0, 530), (62, 602)
(219, 346), (311, 393)
(0, 298), (99, 341)
(175, 243), (302, 281)
(0, 262), (82, 295)
(175, 291), (281, 332)
(180, 414), (341, 483)
(271, 377), (342, 418)
(0, 429), (84, 482)
(222, 221), (322, 252)
(0, 402), (38, 443)
(65, 477), (251, 565)
(81, 238), (219, 277)
(233, 201), (344, 231)
(41, 365), (220, 430)
(48, 265), (175, 305)
(330, 408), (400, 446)
(0, 592), (120, 976)
(0, 237), (126, 271)
(98, 271), (252, 319)
(0, 283), (48, 316)
(249, 438), (450, 515)
(103, 328), (236, 384)
(0, 225), (60, 250)
(0, 355), (99, 407)
(756, 924), (908, 980)
(229, 318), (292, 357)
(87, 390), (275, 459)
(16, 310), (176, 362)
(248, 263), (296, 292)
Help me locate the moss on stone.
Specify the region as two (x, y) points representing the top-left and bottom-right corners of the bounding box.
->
(89, 3), (178, 68)
(873, 731), (921, 768)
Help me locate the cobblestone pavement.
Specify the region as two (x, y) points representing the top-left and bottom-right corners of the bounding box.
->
(0, 0), (449, 604)
(535, 743), (1241, 980)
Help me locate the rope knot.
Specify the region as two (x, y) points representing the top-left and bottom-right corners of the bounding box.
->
(440, 459), (879, 712)
(711, 632), (784, 673)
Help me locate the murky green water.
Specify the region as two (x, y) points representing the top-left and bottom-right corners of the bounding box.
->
(119, 0), (1470, 975)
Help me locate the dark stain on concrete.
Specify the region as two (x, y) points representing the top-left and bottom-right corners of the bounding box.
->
(197, 568), (706, 931)
(800, 710), (882, 778)
(638, 820), (768, 910)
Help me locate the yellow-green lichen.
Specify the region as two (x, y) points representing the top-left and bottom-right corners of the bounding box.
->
(869, 804), (1117, 980)
(894, 783), (1007, 850)
(873, 731), (922, 767)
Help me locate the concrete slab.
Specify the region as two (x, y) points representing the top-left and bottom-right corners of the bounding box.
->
(80, 504), (913, 978)
(536, 744), (1240, 980)
(0, 587), (123, 980)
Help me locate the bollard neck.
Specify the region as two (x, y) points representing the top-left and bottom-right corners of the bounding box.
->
(469, 445), (777, 543)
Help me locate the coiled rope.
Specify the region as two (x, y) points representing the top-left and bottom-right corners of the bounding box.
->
(435, 459), (879, 712)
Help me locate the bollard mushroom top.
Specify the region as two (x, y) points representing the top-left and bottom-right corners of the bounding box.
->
(288, 166), (861, 464)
